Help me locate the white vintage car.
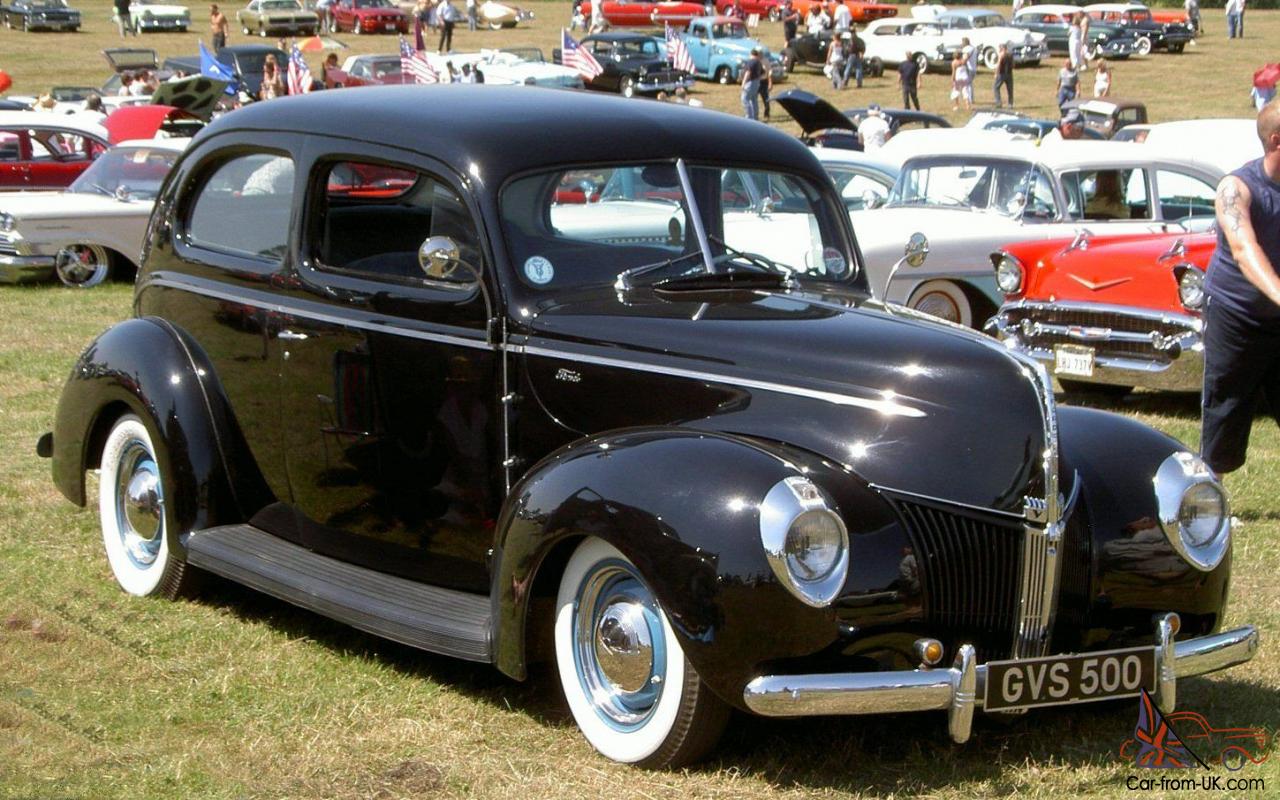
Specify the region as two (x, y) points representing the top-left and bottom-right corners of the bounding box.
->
(0, 139), (187, 287)
(861, 18), (964, 74)
(930, 8), (1049, 68)
(478, 0), (532, 29)
(851, 130), (1226, 327)
(429, 49), (583, 89)
(113, 0), (191, 32)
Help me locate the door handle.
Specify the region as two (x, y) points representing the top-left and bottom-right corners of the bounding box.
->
(277, 330), (309, 341)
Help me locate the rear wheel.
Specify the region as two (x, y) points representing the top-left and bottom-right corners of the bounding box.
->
(99, 416), (194, 598)
(1057, 379), (1133, 398)
(554, 539), (729, 768)
(54, 244), (111, 288)
(488, 20), (503, 30)
(907, 280), (973, 327)
(258, 22), (267, 36)
(241, 23), (250, 34)
(1168, 41), (1185, 54)
(913, 52), (929, 74)
(715, 65), (732, 84)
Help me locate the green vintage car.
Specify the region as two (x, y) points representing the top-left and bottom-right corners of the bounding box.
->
(235, 0), (317, 37)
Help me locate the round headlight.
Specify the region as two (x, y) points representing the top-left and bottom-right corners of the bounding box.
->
(760, 476), (850, 607)
(1179, 482), (1225, 546)
(785, 509), (844, 582)
(995, 253), (1024, 294)
(1177, 266), (1205, 310)
(1154, 451), (1230, 571)
(0, 212), (14, 233)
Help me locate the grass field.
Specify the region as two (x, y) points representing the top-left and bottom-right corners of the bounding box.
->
(2, 5), (1279, 799)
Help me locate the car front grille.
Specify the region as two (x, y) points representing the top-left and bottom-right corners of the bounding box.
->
(890, 494), (1091, 664)
(1001, 305), (1193, 364)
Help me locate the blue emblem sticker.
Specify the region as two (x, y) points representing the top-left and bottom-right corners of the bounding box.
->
(524, 255), (554, 285)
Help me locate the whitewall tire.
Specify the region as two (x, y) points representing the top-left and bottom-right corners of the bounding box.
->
(554, 538), (728, 768)
(54, 244), (111, 288)
(908, 279), (973, 327)
(98, 415), (191, 598)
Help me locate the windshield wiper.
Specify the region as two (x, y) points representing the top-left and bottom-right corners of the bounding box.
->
(706, 234), (796, 281)
(614, 250), (705, 291)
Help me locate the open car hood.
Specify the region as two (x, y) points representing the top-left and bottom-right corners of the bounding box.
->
(776, 89), (854, 135)
(103, 47), (159, 73)
(105, 104), (200, 143)
(149, 75), (230, 120)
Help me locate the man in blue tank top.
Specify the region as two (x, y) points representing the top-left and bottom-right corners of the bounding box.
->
(1202, 100), (1280, 474)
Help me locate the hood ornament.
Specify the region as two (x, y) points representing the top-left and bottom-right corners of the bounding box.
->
(1068, 274), (1131, 291)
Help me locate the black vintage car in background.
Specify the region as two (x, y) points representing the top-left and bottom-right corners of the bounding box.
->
(1012, 6), (1138, 60)
(42, 86), (1258, 769)
(1084, 3), (1194, 55)
(1, 0), (80, 30)
(781, 30), (884, 77)
(554, 32), (693, 98)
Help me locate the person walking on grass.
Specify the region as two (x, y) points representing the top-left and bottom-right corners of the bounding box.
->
(741, 48), (764, 120)
(210, 3), (229, 50)
(899, 50), (921, 110)
(993, 42), (1013, 107)
(1226, 0), (1242, 39)
(1056, 58), (1078, 111)
(1094, 61), (1111, 98)
(1201, 100), (1280, 476)
(114, 0), (134, 37)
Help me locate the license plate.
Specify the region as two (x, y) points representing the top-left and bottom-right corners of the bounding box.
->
(1054, 344), (1094, 377)
(385, 23), (396, 30)
(984, 646), (1155, 711)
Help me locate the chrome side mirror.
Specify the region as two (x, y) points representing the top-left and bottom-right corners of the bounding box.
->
(904, 231), (929, 268)
(418, 235), (463, 281)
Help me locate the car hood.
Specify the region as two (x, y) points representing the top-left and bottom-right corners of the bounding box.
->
(523, 285), (1050, 515)
(714, 38), (764, 55)
(1008, 230), (1215, 306)
(776, 89), (854, 134)
(352, 7), (403, 15)
(134, 4), (188, 15)
(852, 205), (1025, 260)
(1, 190), (145, 221)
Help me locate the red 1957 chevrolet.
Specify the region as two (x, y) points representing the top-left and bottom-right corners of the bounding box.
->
(986, 229), (1215, 396)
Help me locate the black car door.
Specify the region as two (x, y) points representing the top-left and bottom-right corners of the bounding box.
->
(273, 137), (501, 593)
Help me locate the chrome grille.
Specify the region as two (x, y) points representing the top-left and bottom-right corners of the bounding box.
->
(0, 237), (18, 257)
(892, 499), (1023, 663)
(1002, 306), (1190, 363)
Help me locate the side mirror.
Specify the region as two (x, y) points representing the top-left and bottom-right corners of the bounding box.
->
(861, 189), (883, 210)
(904, 231), (929, 268)
(418, 235), (471, 282)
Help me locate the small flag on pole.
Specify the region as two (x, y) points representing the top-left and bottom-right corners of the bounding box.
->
(287, 45), (313, 95)
(399, 35), (440, 84)
(664, 24), (695, 74)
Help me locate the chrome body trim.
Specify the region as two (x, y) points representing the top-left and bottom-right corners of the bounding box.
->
(995, 299), (1204, 331)
(742, 624), (1260, 743)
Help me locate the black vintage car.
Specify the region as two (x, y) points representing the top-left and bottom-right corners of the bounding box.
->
(42, 86), (1258, 769)
(1, 0), (80, 30)
(1012, 7), (1137, 59)
(781, 30), (884, 77)
(778, 89), (949, 150)
(553, 32), (693, 98)
(1084, 4), (1194, 55)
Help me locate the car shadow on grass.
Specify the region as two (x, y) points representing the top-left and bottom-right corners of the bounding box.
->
(1056, 388), (1203, 420)
(186, 575), (1275, 789)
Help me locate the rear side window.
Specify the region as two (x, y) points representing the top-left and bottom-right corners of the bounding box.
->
(187, 153), (294, 261)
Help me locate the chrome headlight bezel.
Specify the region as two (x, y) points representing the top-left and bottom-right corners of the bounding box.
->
(1154, 451), (1231, 572)
(0, 212), (15, 233)
(1174, 264), (1205, 310)
(759, 476), (849, 608)
(993, 251), (1024, 295)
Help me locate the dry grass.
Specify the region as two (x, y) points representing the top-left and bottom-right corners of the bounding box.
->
(1, 7), (1278, 799)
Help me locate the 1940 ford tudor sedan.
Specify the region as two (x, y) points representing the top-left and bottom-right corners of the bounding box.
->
(41, 86), (1258, 768)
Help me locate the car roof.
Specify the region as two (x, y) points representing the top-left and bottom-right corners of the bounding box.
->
(1084, 3), (1146, 10)
(114, 137), (192, 151)
(0, 111), (109, 138)
(199, 85), (826, 185)
(810, 147), (901, 177)
(882, 128), (1220, 171)
(1016, 5), (1081, 15)
(1144, 118), (1260, 173)
(1066, 98), (1145, 114)
(937, 8), (1001, 17)
(586, 32), (658, 42)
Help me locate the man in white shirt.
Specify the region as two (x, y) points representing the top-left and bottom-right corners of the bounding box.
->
(805, 6), (829, 36)
(466, 0), (476, 31)
(858, 104), (891, 151)
(832, 2), (851, 33)
(1226, 0), (1242, 38)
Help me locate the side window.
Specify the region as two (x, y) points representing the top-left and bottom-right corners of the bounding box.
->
(827, 167), (889, 211)
(312, 159), (482, 286)
(1062, 168), (1150, 221)
(1156, 170), (1217, 220)
(187, 152), (294, 261)
(1021, 168), (1059, 222)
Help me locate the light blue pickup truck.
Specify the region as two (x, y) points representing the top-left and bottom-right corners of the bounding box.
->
(678, 16), (785, 83)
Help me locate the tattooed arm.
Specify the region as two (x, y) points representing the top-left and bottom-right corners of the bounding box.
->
(1216, 175), (1280, 309)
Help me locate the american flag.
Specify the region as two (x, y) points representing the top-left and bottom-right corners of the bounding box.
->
(664, 24), (695, 74)
(561, 29), (603, 80)
(399, 35), (440, 84)
(287, 45), (313, 95)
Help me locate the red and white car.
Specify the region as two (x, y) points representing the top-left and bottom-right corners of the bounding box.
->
(987, 229), (1215, 395)
(579, 0), (706, 28)
(791, 0), (898, 24)
(0, 112), (109, 192)
(330, 0), (408, 34)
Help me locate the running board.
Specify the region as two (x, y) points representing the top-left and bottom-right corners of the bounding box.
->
(186, 524), (492, 662)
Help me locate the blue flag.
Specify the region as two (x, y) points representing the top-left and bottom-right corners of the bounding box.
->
(200, 40), (237, 94)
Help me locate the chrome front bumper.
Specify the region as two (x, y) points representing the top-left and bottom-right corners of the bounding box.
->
(0, 254), (55, 283)
(743, 616), (1259, 744)
(1013, 43), (1049, 64)
(985, 301), (1204, 392)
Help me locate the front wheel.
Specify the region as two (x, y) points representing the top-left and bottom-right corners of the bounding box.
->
(554, 539), (729, 768)
(99, 415), (194, 598)
(715, 65), (732, 85)
(1168, 41), (1185, 54)
(981, 46), (998, 70)
(619, 74), (636, 98)
(867, 56), (883, 77)
(907, 279), (973, 327)
(1084, 42), (1100, 60)
(488, 20), (503, 30)
(54, 244), (111, 288)
(1135, 35), (1152, 56)
(241, 23), (250, 34)
(913, 52), (929, 74)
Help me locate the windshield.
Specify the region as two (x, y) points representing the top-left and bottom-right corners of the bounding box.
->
(618, 39), (660, 56)
(69, 146), (179, 201)
(30, 0), (69, 6)
(501, 47), (545, 63)
(500, 163), (854, 292)
(354, 0), (393, 7)
(223, 49), (288, 73)
(262, 0), (301, 9)
(890, 158), (1038, 216)
(972, 12), (1006, 27)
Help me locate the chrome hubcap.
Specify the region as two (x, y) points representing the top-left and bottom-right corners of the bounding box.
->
(56, 246), (101, 283)
(114, 439), (164, 567)
(915, 291), (961, 323)
(573, 560), (666, 730)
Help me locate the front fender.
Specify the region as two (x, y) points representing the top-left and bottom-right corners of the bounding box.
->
(50, 316), (267, 547)
(491, 427), (893, 707)
(1058, 406), (1232, 644)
